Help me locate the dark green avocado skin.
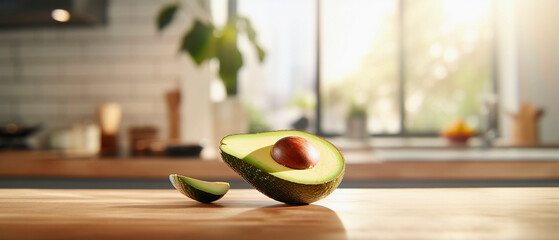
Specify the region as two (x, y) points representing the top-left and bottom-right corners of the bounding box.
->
(170, 175), (225, 203)
(220, 151), (345, 205)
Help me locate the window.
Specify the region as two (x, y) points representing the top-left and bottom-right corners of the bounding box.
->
(402, 0), (494, 134)
(237, 0), (317, 132)
(236, 0), (495, 136)
(319, 0), (399, 135)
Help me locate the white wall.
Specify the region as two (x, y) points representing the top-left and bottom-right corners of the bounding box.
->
(496, 0), (519, 142)
(497, 0), (559, 144)
(515, 0), (559, 143)
(0, 0), (188, 151)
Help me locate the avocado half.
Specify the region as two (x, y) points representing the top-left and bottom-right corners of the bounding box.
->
(220, 130), (345, 204)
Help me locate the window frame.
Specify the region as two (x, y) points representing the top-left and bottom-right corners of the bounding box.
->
(231, 0), (499, 138)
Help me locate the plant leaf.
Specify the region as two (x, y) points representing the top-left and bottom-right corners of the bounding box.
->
(181, 20), (216, 65)
(236, 17), (256, 41)
(157, 3), (179, 31)
(217, 23), (243, 95)
(255, 44), (265, 62)
(235, 16), (265, 62)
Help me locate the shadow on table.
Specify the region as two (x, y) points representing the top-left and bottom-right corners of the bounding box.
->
(226, 204), (347, 240)
(115, 202), (347, 240)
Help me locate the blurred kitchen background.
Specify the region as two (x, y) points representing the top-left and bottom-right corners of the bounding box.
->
(0, 0), (558, 188)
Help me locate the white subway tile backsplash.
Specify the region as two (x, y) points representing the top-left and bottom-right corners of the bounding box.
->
(19, 44), (82, 58)
(131, 82), (171, 96)
(0, 84), (37, 96)
(61, 28), (107, 42)
(155, 60), (182, 77)
(152, 101), (166, 115)
(84, 83), (131, 96)
(63, 102), (96, 116)
(18, 45), (45, 58)
(133, 42), (175, 57)
(84, 43), (133, 58)
(32, 116), (80, 131)
(133, 4), (165, 18)
(107, 24), (156, 38)
(122, 101), (155, 115)
(40, 84), (83, 96)
(0, 102), (14, 115)
(0, 0), (184, 148)
(113, 62), (155, 77)
(0, 65), (15, 79)
(21, 64), (60, 78)
(0, 45), (13, 60)
(0, 116), (10, 122)
(108, 0), (133, 15)
(0, 30), (36, 42)
(62, 63), (109, 77)
(109, 12), (131, 25)
(131, 0), (165, 8)
(43, 45), (83, 58)
(34, 28), (65, 42)
(118, 14), (155, 27)
(19, 102), (60, 116)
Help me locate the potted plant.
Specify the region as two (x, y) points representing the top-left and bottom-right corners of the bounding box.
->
(156, 2), (266, 141)
(346, 102), (368, 140)
(156, 1), (265, 96)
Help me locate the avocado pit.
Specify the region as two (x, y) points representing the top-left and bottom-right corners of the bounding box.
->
(271, 136), (320, 169)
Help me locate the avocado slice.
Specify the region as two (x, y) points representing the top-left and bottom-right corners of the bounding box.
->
(169, 174), (230, 203)
(220, 130), (345, 205)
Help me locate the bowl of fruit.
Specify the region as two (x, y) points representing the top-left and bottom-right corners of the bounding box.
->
(441, 119), (476, 144)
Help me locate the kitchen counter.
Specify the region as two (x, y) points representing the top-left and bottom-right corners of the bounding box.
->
(1, 188), (558, 239)
(1, 150), (559, 181)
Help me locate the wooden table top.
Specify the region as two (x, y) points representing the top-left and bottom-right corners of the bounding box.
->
(1, 188), (558, 240)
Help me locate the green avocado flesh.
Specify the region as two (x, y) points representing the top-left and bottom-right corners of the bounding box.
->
(220, 130), (345, 204)
(169, 174), (230, 203)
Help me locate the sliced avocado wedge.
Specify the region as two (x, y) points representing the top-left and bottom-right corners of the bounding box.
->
(169, 174), (230, 203)
(220, 130), (345, 205)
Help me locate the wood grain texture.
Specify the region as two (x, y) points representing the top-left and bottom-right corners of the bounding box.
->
(0, 156), (241, 179)
(0, 188), (558, 240)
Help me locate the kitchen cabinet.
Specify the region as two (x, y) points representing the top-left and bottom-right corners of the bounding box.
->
(1, 150), (559, 183)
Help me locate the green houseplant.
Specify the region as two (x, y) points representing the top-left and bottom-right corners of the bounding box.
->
(156, 1), (265, 95)
(346, 101), (368, 140)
